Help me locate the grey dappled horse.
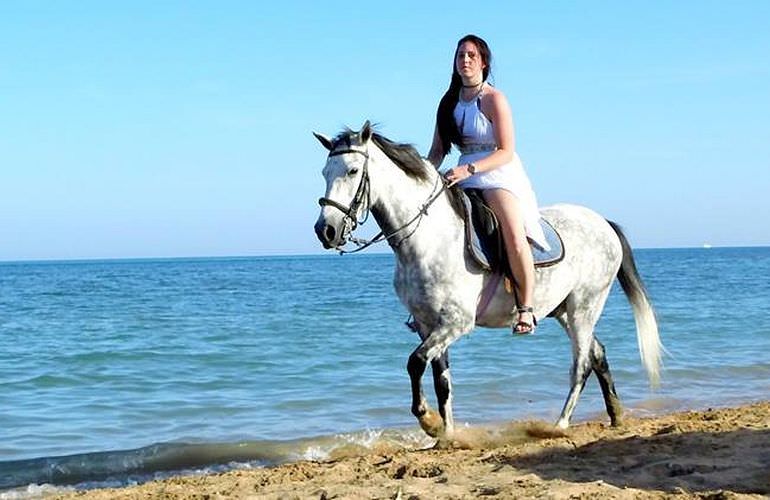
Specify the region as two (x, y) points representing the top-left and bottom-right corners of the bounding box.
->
(314, 122), (662, 439)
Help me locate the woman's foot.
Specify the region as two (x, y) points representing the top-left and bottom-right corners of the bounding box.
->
(513, 306), (537, 335)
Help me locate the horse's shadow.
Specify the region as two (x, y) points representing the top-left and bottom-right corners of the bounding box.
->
(486, 427), (770, 495)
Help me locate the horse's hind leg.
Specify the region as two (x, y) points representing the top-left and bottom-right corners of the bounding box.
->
(554, 315), (594, 429)
(553, 286), (614, 429)
(591, 338), (623, 426)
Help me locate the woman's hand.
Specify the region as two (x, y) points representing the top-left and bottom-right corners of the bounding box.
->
(444, 164), (475, 187)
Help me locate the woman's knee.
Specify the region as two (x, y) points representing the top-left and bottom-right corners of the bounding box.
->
(508, 234), (532, 257)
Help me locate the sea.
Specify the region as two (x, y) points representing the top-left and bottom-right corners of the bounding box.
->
(1, 247), (769, 496)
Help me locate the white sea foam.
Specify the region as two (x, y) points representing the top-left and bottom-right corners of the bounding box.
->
(0, 483), (74, 500)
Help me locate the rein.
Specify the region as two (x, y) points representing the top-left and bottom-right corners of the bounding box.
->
(318, 147), (447, 254)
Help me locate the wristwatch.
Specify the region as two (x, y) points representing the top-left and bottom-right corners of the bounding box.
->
(467, 162), (477, 175)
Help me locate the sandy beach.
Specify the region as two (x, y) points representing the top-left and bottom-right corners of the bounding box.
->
(49, 401), (769, 499)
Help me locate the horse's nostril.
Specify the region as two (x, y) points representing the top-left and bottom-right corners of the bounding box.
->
(324, 225), (336, 242)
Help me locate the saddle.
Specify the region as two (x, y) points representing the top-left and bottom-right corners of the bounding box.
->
(458, 189), (564, 278)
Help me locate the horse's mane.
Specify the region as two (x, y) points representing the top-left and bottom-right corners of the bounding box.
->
(332, 128), (429, 181)
(370, 133), (430, 181)
(332, 127), (465, 217)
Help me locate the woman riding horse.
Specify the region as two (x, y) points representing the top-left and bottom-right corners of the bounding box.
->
(429, 34), (545, 335)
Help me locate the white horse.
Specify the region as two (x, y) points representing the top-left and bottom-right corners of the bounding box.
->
(313, 122), (662, 438)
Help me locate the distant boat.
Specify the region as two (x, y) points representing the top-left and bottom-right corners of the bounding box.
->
(702, 243), (713, 249)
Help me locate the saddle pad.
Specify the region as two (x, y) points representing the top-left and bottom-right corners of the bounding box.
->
(459, 189), (564, 271)
(531, 218), (564, 267)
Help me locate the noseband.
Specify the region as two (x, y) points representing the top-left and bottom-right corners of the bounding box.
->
(318, 147), (371, 239)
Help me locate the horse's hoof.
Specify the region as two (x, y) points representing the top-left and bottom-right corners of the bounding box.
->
(609, 401), (624, 427)
(418, 409), (445, 437)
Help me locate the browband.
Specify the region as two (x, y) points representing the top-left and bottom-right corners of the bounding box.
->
(328, 148), (369, 158)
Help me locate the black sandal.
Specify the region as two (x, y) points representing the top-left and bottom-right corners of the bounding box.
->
(513, 306), (537, 335)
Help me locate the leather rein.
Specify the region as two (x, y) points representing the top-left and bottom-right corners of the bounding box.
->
(318, 147), (447, 254)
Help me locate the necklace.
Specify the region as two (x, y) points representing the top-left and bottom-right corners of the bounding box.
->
(460, 81), (485, 101)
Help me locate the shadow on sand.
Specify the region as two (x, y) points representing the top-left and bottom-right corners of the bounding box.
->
(487, 427), (770, 495)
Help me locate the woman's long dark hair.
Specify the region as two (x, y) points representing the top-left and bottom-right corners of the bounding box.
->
(436, 34), (492, 155)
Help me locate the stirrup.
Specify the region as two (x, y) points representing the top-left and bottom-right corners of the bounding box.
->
(513, 306), (537, 335)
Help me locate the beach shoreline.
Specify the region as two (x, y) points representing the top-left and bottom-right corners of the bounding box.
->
(48, 401), (769, 499)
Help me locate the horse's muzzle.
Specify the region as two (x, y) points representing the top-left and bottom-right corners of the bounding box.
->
(314, 218), (339, 249)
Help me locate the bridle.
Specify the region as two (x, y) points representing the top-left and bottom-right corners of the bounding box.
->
(318, 146), (447, 254)
(318, 147), (372, 250)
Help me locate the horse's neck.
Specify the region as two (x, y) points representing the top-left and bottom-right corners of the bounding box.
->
(368, 151), (463, 256)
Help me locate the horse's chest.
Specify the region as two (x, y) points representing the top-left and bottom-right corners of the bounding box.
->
(393, 261), (471, 314)
(394, 266), (434, 300)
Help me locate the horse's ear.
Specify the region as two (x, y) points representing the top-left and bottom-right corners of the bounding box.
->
(360, 120), (372, 143)
(313, 132), (333, 151)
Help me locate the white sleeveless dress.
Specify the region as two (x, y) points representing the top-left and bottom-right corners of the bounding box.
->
(454, 92), (549, 251)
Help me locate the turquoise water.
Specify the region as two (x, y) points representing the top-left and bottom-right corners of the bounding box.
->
(1, 248), (769, 491)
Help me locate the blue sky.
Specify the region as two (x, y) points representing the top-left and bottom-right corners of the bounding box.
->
(1, 1), (768, 260)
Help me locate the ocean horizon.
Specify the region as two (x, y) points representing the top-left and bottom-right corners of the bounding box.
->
(2, 243), (768, 265)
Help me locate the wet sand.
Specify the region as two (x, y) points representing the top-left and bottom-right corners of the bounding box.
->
(53, 401), (769, 499)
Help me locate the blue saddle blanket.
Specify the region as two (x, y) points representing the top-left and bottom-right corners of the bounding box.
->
(459, 189), (564, 273)
(532, 219), (564, 266)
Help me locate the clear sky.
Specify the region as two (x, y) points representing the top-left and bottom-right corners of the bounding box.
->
(1, 1), (768, 261)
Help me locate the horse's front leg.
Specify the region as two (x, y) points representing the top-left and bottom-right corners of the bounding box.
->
(407, 347), (445, 437)
(431, 352), (454, 435)
(407, 325), (464, 439)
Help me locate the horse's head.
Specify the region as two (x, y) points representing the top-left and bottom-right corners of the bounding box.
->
(313, 121), (373, 249)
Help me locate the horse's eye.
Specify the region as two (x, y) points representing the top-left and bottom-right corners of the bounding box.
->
(348, 168), (359, 176)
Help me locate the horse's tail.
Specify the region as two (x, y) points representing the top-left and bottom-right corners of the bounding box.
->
(607, 220), (663, 387)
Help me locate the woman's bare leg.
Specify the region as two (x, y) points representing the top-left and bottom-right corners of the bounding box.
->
(483, 189), (536, 332)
